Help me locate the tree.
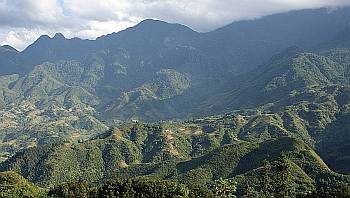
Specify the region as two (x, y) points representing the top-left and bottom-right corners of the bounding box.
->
(243, 182), (258, 198)
(260, 160), (273, 197)
(305, 184), (350, 198)
(97, 178), (190, 197)
(275, 154), (294, 198)
(47, 180), (96, 198)
(213, 178), (237, 198)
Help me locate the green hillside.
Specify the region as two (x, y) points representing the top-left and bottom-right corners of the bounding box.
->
(0, 171), (45, 198)
(0, 6), (350, 197)
(1, 134), (349, 197)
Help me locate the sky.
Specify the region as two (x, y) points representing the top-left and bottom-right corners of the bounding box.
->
(0, 0), (350, 51)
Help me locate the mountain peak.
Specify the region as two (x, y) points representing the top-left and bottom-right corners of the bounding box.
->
(24, 33), (66, 51)
(133, 19), (194, 33)
(0, 45), (18, 52)
(36, 35), (50, 41)
(138, 19), (167, 25)
(133, 19), (174, 30)
(33, 33), (66, 43)
(53, 33), (65, 39)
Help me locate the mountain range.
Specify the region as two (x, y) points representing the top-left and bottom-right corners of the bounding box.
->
(1, 6), (350, 197)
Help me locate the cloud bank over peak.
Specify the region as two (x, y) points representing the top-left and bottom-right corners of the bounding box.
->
(0, 0), (350, 50)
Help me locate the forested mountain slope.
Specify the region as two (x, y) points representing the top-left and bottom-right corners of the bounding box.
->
(0, 6), (350, 197)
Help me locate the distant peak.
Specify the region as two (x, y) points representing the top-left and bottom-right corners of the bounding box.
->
(1, 45), (18, 52)
(139, 19), (166, 24)
(135, 19), (170, 28)
(34, 33), (66, 43)
(131, 19), (195, 33)
(23, 33), (66, 52)
(53, 33), (65, 39)
(136, 19), (195, 29)
(37, 35), (50, 41)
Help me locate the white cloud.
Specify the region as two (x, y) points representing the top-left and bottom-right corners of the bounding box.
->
(0, 0), (66, 27)
(0, 0), (350, 51)
(0, 29), (45, 50)
(63, 0), (128, 21)
(71, 20), (136, 38)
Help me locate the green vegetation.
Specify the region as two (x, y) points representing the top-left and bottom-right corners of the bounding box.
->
(212, 178), (237, 198)
(1, 135), (349, 197)
(0, 7), (350, 197)
(0, 171), (44, 198)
